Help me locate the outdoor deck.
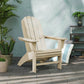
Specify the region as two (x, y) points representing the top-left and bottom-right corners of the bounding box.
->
(0, 57), (84, 84)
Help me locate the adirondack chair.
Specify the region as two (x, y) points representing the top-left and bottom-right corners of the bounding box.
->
(17, 16), (66, 73)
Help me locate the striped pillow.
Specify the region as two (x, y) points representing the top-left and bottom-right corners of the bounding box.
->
(51, 43), (74, 63)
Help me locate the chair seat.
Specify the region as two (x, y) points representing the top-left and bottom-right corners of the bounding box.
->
(36, 49), (61, 53)
(36, 49), (61, 59)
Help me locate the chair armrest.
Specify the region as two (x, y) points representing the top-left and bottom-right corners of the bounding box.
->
(18, 37), (38, 43)
(44, 35), (66, 41)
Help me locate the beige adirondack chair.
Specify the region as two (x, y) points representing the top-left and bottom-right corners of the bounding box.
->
(17, 16), (66, 73)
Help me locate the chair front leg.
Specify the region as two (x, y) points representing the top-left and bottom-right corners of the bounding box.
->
(30, 43), (37, 73)
(17, 52), (29, 66)
(32, 53), (36, 73)
(57, 54), (62, 69)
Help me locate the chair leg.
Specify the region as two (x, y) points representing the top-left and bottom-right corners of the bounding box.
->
(57, 55), (62, 69)
(17, 53), (29, 66)
(32, 56), (36, 73)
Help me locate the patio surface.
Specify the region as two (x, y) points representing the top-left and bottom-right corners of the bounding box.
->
(0, 57), (84, 84)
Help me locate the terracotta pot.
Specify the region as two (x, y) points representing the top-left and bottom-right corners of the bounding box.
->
(0, 61), (8, 72)
(0, 54), (13, 65)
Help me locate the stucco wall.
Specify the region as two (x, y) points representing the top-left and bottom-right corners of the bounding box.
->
(5, 0), (84, 57)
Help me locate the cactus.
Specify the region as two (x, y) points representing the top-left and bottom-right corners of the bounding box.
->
(4, 42), (9, 55)
(0, 38), (15, 55)
(9, 39), (15, 54)
(0, 41), (5, 55)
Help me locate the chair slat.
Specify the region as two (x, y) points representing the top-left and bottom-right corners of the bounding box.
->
(21, 19), (30, 51)
(36, 61), (59, 66)
(22, 16), (46, 50)
(31, 17), (41, 49)
(36, 53), (61, 58)
(35, 18), (46, 50)
(26, 16), (35, 40)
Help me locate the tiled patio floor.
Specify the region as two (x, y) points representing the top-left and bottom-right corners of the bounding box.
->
(0, 57), (84, 84)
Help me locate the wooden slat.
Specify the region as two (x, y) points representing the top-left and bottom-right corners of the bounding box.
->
(26, 16), (35, 40)
(23, 17), (35, 52)
(31, 17), (40, 50)
(37, 52), (61, 55)
(36, 54), (61, 59)
(36, 49), (61, 53)
(36, 61), (59, 66)
(18, 37), (38, 43)
(31, 17), (39, 40)
(36, 18), (46, 50)
(31, 17), (46, 50)
(32, 17), (41, 50)
(44, 35), (66, 40)
(23, 17), (31, 39)
(21, 19), (31, 51)
(26, 17), (37, 51)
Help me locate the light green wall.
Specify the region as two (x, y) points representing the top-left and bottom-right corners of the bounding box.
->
(5, 0), (33, 57)
(5, 0), (84, 57)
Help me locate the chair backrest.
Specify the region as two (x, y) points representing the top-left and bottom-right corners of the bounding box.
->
(21, 16), (46, 51)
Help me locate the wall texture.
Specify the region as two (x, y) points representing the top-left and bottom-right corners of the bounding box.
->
(5, 0), (84, 57)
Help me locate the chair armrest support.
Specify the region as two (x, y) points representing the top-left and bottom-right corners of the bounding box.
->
(44, 35), (66, 41)
(18, 37), (38, 43)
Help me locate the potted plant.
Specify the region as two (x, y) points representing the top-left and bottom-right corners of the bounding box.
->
(74, 36), (80, 42)
(0, 58), (8, 72)
(72, 11), (84, 26)
(0, 0), (21, 64)
(0, 38), (15, 65)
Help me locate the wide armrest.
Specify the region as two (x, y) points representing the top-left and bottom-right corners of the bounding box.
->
(18, 37), (38, 43)
(44, 35), (66, 41)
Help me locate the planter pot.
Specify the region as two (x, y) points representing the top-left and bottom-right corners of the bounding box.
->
(74, 38), (79, 42)
(0, 54), (13, 65)
(0, 61), (8, 72)
(77, 19), (82, 26)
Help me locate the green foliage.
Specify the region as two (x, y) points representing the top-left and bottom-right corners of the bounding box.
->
(0, 39), (15, 55)
(0, 58), (6, 62)
(0, 0), (21, 55)
(72, 11), (84, 20)
(0, 26), (10, 40)
(9, 39), (15, 53)
(74, 36), (80, 39)
(0, 0), (21, 40)
(0, 0), (21, 25)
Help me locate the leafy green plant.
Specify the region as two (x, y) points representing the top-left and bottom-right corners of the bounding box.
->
(74, 36), (80, 42)
(0, 0), (21, 41)
(74, 36), (80, 39)
(0, 58), (6, 62)
(0, 0), (21, 55)
(72, 11), (84, 20)
(0, 0), (21, 25)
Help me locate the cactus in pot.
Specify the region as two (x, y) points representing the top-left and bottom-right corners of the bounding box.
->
(0, 39), (15, 55)
(0, 38), (15, 64)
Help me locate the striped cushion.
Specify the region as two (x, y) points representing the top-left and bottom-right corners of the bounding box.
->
(51, 43), (74, 63)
